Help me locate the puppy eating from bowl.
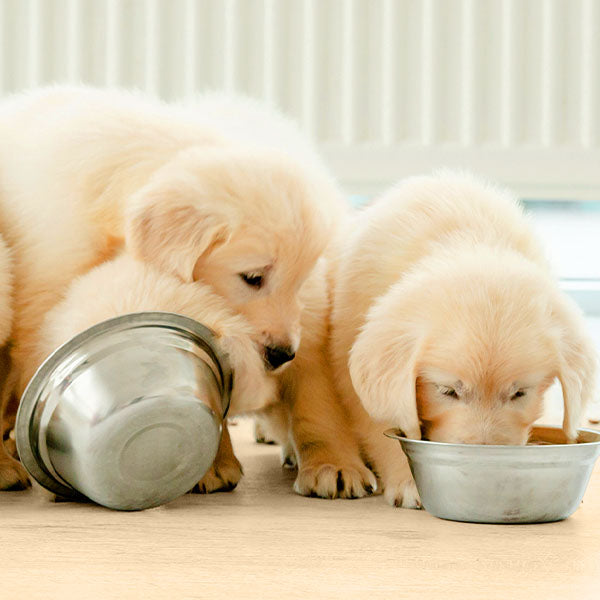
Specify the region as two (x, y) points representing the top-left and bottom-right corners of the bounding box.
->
(319, 171), (598, 508)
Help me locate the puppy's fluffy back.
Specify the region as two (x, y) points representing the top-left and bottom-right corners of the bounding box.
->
(181, 93), (326, 173)
(351, 171), (548, 285)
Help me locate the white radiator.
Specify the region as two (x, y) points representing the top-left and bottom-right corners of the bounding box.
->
(0, 0), (598, 198)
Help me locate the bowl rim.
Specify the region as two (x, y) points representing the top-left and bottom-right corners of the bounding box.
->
(383, 424), (600, 449)
(15, 311), (232, 499)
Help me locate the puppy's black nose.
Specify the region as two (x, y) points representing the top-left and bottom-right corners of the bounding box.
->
(264, 345), (296, 370)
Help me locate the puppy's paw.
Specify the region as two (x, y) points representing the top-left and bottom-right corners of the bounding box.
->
(191, 454), (243, 494)
(0, 456), (31, 491)
(384, 476), (421, 509)
(254, 421), (276, 445)
(281, 442), (297, 469)
(294, 462), (377, 499)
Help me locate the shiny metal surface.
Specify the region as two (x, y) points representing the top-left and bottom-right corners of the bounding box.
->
(385, 426), (600, 524)
(16, 312), (231, 511)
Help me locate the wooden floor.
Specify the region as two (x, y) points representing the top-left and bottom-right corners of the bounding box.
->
(1, 418), (599, 600)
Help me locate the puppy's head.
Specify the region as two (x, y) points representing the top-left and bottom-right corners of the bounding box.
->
(126, 146), (343, 371)
(36, 255), (278, 414)
(349, 246), (597, 443)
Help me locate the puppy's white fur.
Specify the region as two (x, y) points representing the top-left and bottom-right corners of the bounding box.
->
(0, 86), (343, 490)
(310, 172), (597, 507)
(36, 255), (276, 414)
(0, 86), (341, 390)
(26, 256), (268, 497)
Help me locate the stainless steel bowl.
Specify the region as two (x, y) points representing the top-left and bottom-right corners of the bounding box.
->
(385, 426), (600, 524)
(16, 312), (232, 511)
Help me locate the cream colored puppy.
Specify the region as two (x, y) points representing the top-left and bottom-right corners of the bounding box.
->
(321, 172), (597, 507)
(0, 86), (343, 490)
(34, 255), (278, 492)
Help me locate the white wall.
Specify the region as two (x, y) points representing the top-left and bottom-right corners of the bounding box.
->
(0, 0), (598, 197)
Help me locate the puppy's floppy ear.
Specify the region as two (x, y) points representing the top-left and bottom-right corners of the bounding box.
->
(125, 186), (230, 282)
(349, 308), (423, 440)
(551, 294), (598, 441)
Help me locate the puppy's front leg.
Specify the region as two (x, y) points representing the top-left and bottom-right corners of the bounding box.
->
(358, 417), (421, 508)
(0, 453), (29, 491)
(192, 421), (242, 493)
(289, 357), (377, 499)
(2, 392), (18, 459)
(0, 359), (29, 490)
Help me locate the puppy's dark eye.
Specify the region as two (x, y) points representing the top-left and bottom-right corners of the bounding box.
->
(511, 389), (526, 400)
(441, 388), (458, 399)
(240, 272), (264, 289)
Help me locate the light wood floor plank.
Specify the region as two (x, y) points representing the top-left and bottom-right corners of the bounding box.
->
(1, 419), (599, 600)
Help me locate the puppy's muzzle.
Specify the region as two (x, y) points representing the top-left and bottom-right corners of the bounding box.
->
(263, 344), (296, 370)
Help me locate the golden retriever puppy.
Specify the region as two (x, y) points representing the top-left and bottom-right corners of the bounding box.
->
(298, 172), (597, 507)
(0, 86), (343, 490)
(34, 254), (278, 493)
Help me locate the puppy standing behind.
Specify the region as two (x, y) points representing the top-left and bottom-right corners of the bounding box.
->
(34, 255), (281, 493)
(291, 172), (597, 506)
(0, 86), (344, 491)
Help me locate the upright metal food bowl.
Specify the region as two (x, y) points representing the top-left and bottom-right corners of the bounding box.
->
(16, 312), (232, 511)
(385, 426), (600, 524)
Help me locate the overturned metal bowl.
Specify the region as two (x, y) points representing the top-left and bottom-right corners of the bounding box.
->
(16, 312), (231, 511)
(385, 426), (600, 524)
